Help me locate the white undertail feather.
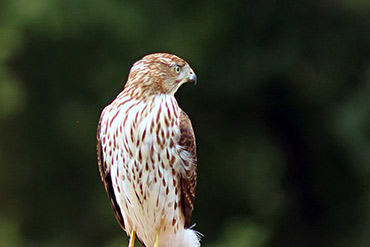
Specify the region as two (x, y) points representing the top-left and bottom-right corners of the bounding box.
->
(158, 227), (201, 247)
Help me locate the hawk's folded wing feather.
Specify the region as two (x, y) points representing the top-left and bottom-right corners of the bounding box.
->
(179, 110), (197, 228)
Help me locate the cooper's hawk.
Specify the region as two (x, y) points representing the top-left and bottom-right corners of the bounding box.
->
(97, 53), (200, 247)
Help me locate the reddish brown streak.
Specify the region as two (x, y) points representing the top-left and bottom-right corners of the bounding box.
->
(166, 129), (170, 139)
(130, 127), (134, 143)
(109, 110), (120, 128)
(150, 120), (155, 130)
(122, 113), (129, 127)
(104, 121), (108, 134)
(150, 146), (155, 163)
(115, 97), (131, 109)
(124, 102), (137, 124)
(134, 110), (139, 124)
(169, 139), (174, 148)
(138, 149), (142, 162)
(170, 156), (176, 165)
(164, 116), (169, 127)
(156, 109), (161, 123)
(170, 101), (177, 119)
(160, 129), (165, 140)
(166, 149), (170, 160)
(145, 162), (149, 171)
(135, 191), (142, 204)
(139, 104), (148, 117)
(141, 129), (147, 141)
(165, 101), (171, 125)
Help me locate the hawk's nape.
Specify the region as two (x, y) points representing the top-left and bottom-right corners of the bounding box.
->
(97, 53), (201, 247)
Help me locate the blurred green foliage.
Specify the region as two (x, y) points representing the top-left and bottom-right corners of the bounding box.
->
(1, 0), (370, 246)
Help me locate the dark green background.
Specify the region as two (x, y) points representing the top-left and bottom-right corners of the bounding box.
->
(1, 0), (370, 246)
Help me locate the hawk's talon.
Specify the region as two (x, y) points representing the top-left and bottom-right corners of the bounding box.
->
(128, 230), (136, 247)
(153, 232), (159, 247)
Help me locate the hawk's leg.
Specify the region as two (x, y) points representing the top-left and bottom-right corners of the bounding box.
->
(128, 230), (136, 247)
(153, 232), (159, 247)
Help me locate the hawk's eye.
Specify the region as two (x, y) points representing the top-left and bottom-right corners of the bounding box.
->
(174, 65), (181, 74)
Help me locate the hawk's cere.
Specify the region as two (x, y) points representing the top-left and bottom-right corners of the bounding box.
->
(97, 53), (201, 247)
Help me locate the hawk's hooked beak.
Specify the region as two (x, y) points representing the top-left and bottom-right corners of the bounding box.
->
(187, 68), (197, 85)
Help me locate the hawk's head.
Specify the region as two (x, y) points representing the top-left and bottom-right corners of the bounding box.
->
(125, 53), (197, 97)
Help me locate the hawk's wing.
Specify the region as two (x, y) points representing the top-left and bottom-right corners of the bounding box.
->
(97, 114), (126, 231)
(178, 110), (197, 228)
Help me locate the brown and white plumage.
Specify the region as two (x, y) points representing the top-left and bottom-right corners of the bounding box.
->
(97, 53), (200, 247)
